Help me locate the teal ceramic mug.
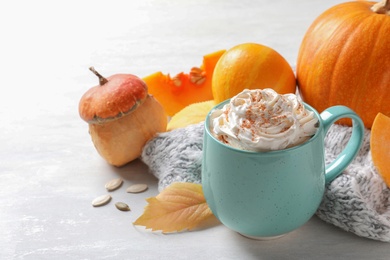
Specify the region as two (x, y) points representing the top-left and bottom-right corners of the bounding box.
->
(201, 100), (364, 239)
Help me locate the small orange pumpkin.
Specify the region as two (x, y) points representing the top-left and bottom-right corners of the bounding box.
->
(296, 0), (390, 128)
(212, 43), (296, 104)
(143, 50), (225, 116)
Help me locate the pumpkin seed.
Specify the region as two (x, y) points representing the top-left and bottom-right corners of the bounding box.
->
(115, 202), (130, 211)
(172, 75), (182, 86)
(105, 178), (123, 191)
(189, 67), (206, 85)
(126, 183), (148, 193)
(92, 194), (112, 207)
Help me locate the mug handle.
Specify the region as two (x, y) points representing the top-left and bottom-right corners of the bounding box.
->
(320, 105), (365, 184)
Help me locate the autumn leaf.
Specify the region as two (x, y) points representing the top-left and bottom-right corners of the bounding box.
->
(133, 182), (219, 233)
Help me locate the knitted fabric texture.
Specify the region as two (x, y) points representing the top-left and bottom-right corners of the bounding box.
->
(141, 122), (390, 242)
(141, 122), (204, 191)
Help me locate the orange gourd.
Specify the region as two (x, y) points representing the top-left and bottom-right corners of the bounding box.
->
(79, 68), (167, 167)
(212, 43), (296, 104)
(371, 112), (390, 187)
(296, 0), (390, 128)
(143, 50), (225, 116)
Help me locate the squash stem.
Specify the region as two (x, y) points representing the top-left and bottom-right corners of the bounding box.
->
(89, 67), (108, 85)
(371, 0), (390, 15)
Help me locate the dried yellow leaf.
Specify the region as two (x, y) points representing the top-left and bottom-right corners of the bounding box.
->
(133, 182), (219, 233)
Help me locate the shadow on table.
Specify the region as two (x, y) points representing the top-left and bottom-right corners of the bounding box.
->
(107, 158), (159, 185)
(232, 216), (389, 260)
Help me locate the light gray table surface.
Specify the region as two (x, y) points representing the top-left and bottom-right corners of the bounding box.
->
(1, 0), (390, 259)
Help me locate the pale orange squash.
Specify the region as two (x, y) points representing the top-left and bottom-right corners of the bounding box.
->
(212, 43), (296, 104)
(79, 68), (167, 166)
(371, 113), (390, 188)
(297, 0), (390, 128)
(143, 50), (225, 116)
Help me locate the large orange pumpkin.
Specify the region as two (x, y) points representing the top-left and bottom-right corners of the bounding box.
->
(212, 43), (296, 104)
(296, 0), (390, 128)
(143, 50), (225, 116)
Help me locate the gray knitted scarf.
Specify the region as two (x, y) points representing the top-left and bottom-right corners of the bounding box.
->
(141, 122), (390, 242)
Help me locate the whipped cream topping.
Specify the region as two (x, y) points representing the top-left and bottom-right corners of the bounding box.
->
(209, 89), (318, 151)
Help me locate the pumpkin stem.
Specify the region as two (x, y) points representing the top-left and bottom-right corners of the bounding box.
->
(371, 0), (390, 15)
(89, 67), (108, 86)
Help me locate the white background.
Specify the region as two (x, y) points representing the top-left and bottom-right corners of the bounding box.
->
(1, 0), (390, 259)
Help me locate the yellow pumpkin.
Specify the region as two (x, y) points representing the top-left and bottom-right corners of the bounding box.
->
(167, 100), (215, 131)
(212, 43), (296, 104)
(296, 0), (390, 128)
